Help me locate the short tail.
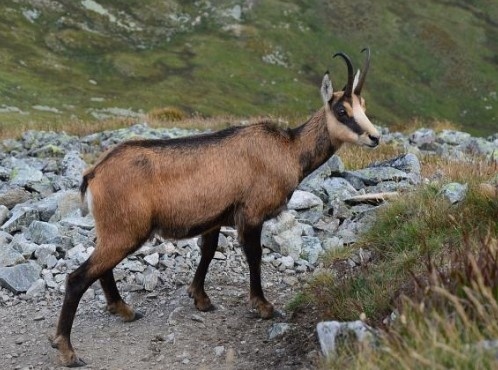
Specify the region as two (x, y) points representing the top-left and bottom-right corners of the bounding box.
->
(79, 172), (92, 216)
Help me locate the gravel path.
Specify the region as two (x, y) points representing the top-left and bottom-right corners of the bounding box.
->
(0, 259), (319, 370)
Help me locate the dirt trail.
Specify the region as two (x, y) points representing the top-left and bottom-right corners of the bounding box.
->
(0, 265), (319, 370)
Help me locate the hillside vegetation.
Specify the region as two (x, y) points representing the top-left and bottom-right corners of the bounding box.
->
(0, 0), (497, 136)
(294, 144), (498, 369)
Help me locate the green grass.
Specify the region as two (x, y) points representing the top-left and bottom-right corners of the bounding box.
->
(294, 152), (498, 368)
(306, 178), (498, 323)
(0, 0), (497, 135)
(321, 234), (498, 370)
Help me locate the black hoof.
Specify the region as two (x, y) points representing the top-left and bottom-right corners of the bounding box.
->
(273, 309), (285, 318)
(48, 334), (58, 349)
(67, 357), (87, 368)
(201, 303), (216, 312)
(133, 311), (144, 321)
(194, 299), (216, 312)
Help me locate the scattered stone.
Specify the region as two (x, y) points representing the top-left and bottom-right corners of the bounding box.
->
(343, 167), (410, 188)
(26, 278), (46, 297)
(9, 234), (38, 259)
(473, 339), (498, 358)
(287, 190), (323, 210)
(440, 182), (468, 204)
(50, 191), (82, 221)
(0, 205), (9, 225)
(268, 323), (291, 340)
(279, 255), (295, 269)
(437, 130), (471, 145)
(214, 345), (225, 357)
(66, 244), (87, 260)
(299, 155), (344, 198)
(34, 244), (57, 267)
(373, 153), (421, 185)
(262, 211), (303, 258)
(26, 221), (60, 244)
(300, 237), (323, 265)
(336, 228), (357, 245)
(273, 228), (303, 260)
(0, 186), (31, 210)
(282, 275), (299, 286)
(143, 267), (160, 291)
(59, 151), (86, 189)
(322, 178), (358, 201)
(0, 246), (25, 267)
(9, 159), (43, 186)
(322, 236), (342, 251)
(0, 262), (42, 293)
(409, 128), (435, 146)
(316, 320), (374, 358)
(1, 206), (39, 234)
(214, 251), (226, 260)
(144, 252), (159, 267)
(217, 233), (229, 252)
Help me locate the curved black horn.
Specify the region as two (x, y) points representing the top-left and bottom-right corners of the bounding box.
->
(354, 47), (371, 95)
(333, 52), (354, 98)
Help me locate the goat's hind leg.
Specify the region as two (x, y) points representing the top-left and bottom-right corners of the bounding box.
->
(50, 242), (134, 367)
(100, 269), (142, 322)
(49, 258), (95, 367)
(188, 228), (220, 311)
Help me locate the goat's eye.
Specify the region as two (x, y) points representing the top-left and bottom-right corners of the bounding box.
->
(337, 108), (346, 117)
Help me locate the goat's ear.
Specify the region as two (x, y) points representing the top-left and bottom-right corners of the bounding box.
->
(353, 69), (360, 92)
(321, 72), (333, 104)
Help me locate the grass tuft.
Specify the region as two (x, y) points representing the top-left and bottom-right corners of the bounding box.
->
(147, 106), (187, 122)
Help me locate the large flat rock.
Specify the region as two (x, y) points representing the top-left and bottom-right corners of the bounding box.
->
(0, 262), (42, 294)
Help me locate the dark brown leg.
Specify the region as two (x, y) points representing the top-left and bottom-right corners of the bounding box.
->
(49, 259), (95, 367)
(188, 228), (220, 311)
(100, 269), (142, 322)
(50, 243), (132, 367)
(241, 224), (274, 319)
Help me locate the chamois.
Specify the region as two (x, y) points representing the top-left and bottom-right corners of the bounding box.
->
(50, 49), (380, 367)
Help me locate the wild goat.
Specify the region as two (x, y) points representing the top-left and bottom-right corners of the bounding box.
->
(50, 49), (380, 367)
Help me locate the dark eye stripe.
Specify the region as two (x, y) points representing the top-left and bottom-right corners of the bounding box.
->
(332, 102), (364, 135)
(342, 117), (364, 135)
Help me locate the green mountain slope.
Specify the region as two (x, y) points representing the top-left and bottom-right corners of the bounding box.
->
(0, 0), (496, 135)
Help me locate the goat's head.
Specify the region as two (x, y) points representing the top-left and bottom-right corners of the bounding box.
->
(320, 48), (380, 148)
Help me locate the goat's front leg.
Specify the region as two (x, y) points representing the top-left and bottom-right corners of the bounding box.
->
(188, 228), (220, 311)
(241, 224), (274, 319)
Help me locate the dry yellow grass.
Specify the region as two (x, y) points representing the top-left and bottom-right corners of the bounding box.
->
(420, 154), (497, 184)
(146, 107), (186, 122)
(338, 144), (404, 170)
(0, 117), (138, 140)
(0, 115), (253, 140)
(390, 117), (461, 134)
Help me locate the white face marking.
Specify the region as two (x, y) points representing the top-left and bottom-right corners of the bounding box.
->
(352, 95), (380, 147)
(324, 102), (359, 147)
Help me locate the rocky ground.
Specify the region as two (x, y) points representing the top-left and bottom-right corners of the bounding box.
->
(0, 123), (497, 369)
(0, 258), (318, 370)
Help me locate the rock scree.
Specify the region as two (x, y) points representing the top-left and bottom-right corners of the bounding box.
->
(0, 123), (496, 368)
